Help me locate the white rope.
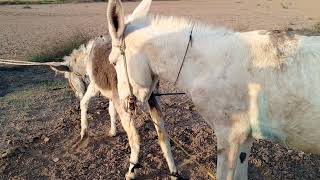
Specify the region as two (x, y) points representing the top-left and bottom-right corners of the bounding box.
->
(0, 59), (63, 67)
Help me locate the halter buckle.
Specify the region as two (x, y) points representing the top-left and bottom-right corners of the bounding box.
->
(119, 40), (126, 56)
(126, 95), (137, 115)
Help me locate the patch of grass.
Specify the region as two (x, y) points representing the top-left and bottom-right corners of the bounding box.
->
(30, 32), (91, 62)
(280, 2), (288, 9)
(294, 22), (320, 36)
(0, 0), (166, 5)
(0, 0), (110, 5)
(0, 0), (61, 5)
(313, 22), (320, 33)
(22, 4), (32, 8)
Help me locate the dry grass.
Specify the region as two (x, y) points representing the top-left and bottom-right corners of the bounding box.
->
(29, 32), (91, 62)
(294, 22), (320, 36)
(0, 0), (64, 5)
(313, 22), (320, 32)
(0, 0), (143, 5)
(0, 0), (108, 5)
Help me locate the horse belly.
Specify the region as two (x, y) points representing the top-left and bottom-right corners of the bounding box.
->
(252, 89), (320, 154)
(281, 104), (320, 154)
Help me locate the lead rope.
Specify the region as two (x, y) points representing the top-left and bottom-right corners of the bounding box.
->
(174, 24), (195, 86)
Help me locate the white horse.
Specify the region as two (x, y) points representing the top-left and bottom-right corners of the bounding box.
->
(106, 0), (320, 179)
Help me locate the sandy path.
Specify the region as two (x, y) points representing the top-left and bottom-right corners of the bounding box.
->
(0, 0), (319, 60)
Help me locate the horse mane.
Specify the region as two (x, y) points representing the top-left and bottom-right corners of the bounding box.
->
(128, 14), (232, 36)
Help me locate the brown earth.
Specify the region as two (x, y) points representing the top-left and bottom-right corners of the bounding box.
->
(1, 1), (320, 180)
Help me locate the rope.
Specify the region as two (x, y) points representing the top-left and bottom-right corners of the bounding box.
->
(153, 92), (186, 96)
(139, 109), (215, 179)
(0, 58), (63, 67)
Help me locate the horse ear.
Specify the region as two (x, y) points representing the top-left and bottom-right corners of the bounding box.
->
(107, 0), (125, 40)
(126, 0), (152, 23)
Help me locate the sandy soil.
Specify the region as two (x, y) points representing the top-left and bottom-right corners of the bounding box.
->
(1, 1), (320, 179)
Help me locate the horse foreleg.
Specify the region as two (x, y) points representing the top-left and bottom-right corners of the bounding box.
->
(234, 138), (253, 180)
(216, 117), (251, 180)
(108, 100), (117, 137)
(217, 138), (240, 180)
(147, 94), (177, 179)
(113, 100), (140, 179)
(120, 113), (140, 179)
(80, 83), (98, 139)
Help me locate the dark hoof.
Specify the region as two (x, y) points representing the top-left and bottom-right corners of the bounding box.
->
(170, 172), (188, 180)
(71, 134), (90, 152)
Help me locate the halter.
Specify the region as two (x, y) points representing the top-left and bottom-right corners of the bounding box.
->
(117, 35), (137, 115)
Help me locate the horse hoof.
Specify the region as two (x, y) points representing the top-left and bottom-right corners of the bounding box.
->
(169, 172), (187, 180)
(71, 135), (89, 151)
(125, 172), (136, 180)
(108, 130), (117, 137)
(80, 129), (88, 140)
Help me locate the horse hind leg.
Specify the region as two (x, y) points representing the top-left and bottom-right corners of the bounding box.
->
(147, 94), (177, 179)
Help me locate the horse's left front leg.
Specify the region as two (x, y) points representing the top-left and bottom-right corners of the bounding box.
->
(234, 138), (253, 180)
(147, 94), (177, 179)
(216, 115), (251, 180)
(108, 100), (117, 137)
(113, 100), (140, 179)
(217, 136), (240, 180)
(119, 114), (140, 180)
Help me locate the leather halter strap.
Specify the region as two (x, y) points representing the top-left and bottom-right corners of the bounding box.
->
(174, 24), (195, 85)
(116, 31), (137, 114)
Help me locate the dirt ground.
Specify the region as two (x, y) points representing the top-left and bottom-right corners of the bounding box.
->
(1, 1), (320, 179)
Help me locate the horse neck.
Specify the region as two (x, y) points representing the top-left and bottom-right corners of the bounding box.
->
(139, 27), (197, 91)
